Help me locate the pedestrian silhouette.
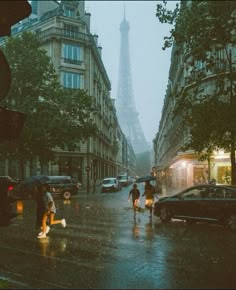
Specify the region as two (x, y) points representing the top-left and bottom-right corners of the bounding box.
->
(128, 183), (140, 217)
(142, 180), (156, 218)
(37, 183), (66, 239)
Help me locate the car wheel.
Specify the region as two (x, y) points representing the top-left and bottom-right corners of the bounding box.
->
(159, 207), (171, 223)
(63, 191), (72, 200)
(226, 214), (236, 230)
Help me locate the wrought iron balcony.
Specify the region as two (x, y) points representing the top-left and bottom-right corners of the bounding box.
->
(36, 27), (88, 43)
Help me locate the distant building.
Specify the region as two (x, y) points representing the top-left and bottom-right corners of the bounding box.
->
(116, 12), (149, 154)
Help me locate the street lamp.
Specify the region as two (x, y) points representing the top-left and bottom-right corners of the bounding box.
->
(85, 109), (98, 194)
(86, 135), (90, 194)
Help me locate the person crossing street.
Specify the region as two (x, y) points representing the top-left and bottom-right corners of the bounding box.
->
(37, 183), (66, 239)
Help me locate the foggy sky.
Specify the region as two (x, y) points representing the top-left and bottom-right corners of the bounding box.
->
(85, 1), (177, 144)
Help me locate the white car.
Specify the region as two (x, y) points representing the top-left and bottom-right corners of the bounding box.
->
(101, 177), (121, 193)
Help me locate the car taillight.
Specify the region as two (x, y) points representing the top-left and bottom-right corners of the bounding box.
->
(8, 185), (14, 191)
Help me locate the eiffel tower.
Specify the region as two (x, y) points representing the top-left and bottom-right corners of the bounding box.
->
(116, 12), (149, 154)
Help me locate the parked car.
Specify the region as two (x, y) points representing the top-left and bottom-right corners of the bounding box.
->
(101, 177), (121, 193)
(117, 174), (129, 187)
(13, 175), (78, 200)
(154, 184), (236, 229)
(0, 176), (19, 226)
(46, 176), (79, 199)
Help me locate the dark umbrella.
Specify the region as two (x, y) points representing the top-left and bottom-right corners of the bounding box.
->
(21, 175), (50, 186)
(18, 175), (50, 195)
(135, 175), (156, 183)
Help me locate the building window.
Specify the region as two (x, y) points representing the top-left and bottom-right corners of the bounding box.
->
(62, 43), (83, 65)
(64, 8), (75, 18)
(61, 71), (84, 89)
(64, 24), (79, 39)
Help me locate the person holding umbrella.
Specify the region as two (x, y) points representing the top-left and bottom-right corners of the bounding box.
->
(142, 180), (156, 218)
(136, 175), (158, 218)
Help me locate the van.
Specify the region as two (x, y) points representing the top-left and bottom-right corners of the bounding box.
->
(117, 174), (129, 187)
(101, 177), (121, 193)
(13, 175), (79, 200)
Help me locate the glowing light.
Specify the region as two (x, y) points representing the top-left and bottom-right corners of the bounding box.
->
(181, 161), (186, 168)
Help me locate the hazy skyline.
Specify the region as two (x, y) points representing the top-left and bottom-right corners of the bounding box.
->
(85, 1), (176, 144)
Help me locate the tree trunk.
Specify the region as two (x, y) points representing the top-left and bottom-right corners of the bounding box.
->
(207, 155), (211, 182)
(231, 145), (236, 185)
(19, 159), (24, 180)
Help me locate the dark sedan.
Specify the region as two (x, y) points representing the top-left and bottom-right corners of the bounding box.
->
(154, 184), (236, 229)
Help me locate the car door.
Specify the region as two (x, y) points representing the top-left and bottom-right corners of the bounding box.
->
(199, 186), (226, 220)
(50, 178), (63, 195)
(173, 187), (204, 219)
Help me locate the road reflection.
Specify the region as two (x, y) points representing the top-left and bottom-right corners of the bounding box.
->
(37, 237), (68, 269)
(132, 217), (141, 238)
(145, 220), (154, 240)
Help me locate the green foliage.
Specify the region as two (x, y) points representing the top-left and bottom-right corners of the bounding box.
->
(157, 1), (236, 59)
(0, 31), (95, 164)
(58, 88), (98, 145)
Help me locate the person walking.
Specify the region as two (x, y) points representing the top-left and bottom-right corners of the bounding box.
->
(142, 180), (156, 218)
(128, 183), (140, 217)
(37, 183), (66, 239)
(34, 184), (50, 235)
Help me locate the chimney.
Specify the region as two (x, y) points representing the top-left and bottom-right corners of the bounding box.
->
(98, 46), (102, 57)
(93, 34), (98, 45)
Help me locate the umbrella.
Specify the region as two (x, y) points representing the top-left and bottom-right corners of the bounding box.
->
(19, 175), (50, 192)
(21, 175), (50, 186)
(135, 175), (156, 183)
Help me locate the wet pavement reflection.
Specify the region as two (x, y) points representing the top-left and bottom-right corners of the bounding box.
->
(1, 185), (236, 288)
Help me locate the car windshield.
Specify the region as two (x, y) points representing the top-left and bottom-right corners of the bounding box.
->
(103, 179), (115, 184)
(49, 178), (71, 184)
(118, 176), (127, 181)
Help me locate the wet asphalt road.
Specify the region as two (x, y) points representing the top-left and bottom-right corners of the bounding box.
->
(1, 184), (236, 289)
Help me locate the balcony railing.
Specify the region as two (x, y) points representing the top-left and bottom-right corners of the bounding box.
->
(36, 27), (88, 43)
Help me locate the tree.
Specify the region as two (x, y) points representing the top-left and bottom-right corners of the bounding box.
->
(156, 1), (236, 184)
(0, 32), (95, 177)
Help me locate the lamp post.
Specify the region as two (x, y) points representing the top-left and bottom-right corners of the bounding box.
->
(126, 142), (129, 185)
(85, 109), (97, 194)
(86, 135), (90, 194)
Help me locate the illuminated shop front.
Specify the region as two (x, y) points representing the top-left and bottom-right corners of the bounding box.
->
(160, 150), (231, 190)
